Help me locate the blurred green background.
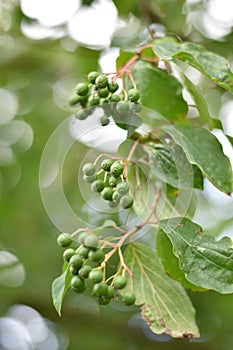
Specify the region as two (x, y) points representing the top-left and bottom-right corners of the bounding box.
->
(1, 1), (233, 349)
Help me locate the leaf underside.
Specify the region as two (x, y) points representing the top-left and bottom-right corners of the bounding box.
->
(122, 243), (200, 338)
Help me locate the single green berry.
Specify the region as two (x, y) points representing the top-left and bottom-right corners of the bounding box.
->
(70, 265), (79, 275)
(113, 275), (127, 289)
(82, 163), (96, 176)
(71, 276), (85, 290)
(57, 233), (72, 247)
(69, 94), (80, 106)
(75, 109), (88, 120)
(98, 87), (109, 98)
(120, 194), (134, 209)
(63, 248), (76, 262)
(109, 94), (121, 103)
(88, 71), (100, 84)
(79, 265), (92, 279)
(128, 88), (140, 102)
(89, 269), (103, 283)
(88, 249), (105, 263)
(100, 115), (110, 126)
(109, 176), (121, 187)
(88, 95), (100, 106)
(98, 296), (111, 305)
(101, 187), (114, 201)
(116, 101), (129, 115)
(84, 235), (99, 249)
(77, 231), (89, 244)
(101, 158), (114, 171)
(116, 182), (129, 195)
(83, 174), (97, 183)
(92, 282), (108, 297)
(91, 179), (105, 193)
(78, 245), (90, 259)
(106, 286), (115, 299)
(122, 292), (136, 306)
(95, 74), (108, 88)
(110, 162), (124, 177)
(75, 83), (89, 96)
(70, 254), (83, 269)
(112, 191), (121, 201)
(108, 81), (119, 93)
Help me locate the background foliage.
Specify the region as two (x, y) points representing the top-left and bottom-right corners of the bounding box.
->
(0, 0), (233, 349)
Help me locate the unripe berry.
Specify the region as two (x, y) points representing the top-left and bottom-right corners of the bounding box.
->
(69, 95), (80, 106)
(88, 249), (105, 263)
(109, 176), (121, 187)
(91, 179), (105, 192)
(100, 115), (110, 126)
(106, 286), (115, 299)
(98, 87), (109, 98)
(75, 109), (88, 120)
(63, 248), (76, 262)
(128, 88), (140, 102)
(83, 174), (97, 183)
(57, 233), (72, 247)
(108, 81), (119, 93)
(101, 158), (114, 171)
(79, 265), (92, 279)
(110, 162), (124, 177)
(116, 182), (129, 195)
(95, 74), (108, 88)
(75, 83), (89, 96)
(109, 94), (121, 103)
(101, 187), (114, 201)
(113, 275), (127, 289)
(88, 71), (100, 84)
(70, 254), (83, 270)
(84, 235), (99, 249)
(78, 245), (90, 259)
(122, 292), (136, 306)
(82, 163), (96, 176)
(120, 194), (134, 209)
(89, 269), (103, 283)
(92, 282), (108, 296)
(77, 231), (89, 244)
(88, 95), (100, 106)
(71, 276), (85, 292)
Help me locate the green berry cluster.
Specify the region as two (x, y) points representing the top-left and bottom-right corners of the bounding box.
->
(68, 71), (141, 125)
(82, 158), (134, 209)
(57, 231), (136, 306)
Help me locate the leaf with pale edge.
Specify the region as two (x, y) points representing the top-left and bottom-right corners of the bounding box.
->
(163, 125), (233, 194)
(152, 37), (233, 93)
(158, 217), (233, 293)
(52, 265), (72, 316)
(121, 243), (199, 338)
(156, 230), (206, 292)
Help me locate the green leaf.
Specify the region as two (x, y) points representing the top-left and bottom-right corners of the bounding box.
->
(116, 50), (135, 71)
(122, 243), (199, 338)
(156, 230), (206, 291)
(183, 74), (221, 130)
(52, 265), (72, 316)
(146, 143), (203, 189)
(152, 37), (233, 93)
(158, 217), (233, 293)
(163, 125), (233, 194)
(132, 62), (188, 121)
